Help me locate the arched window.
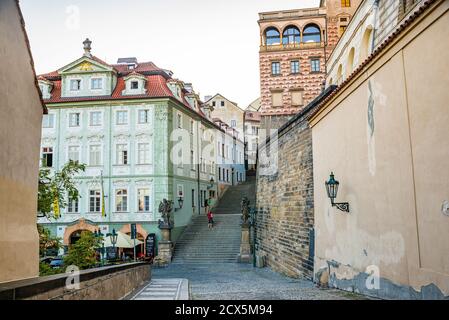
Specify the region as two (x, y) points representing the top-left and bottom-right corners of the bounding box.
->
(346, 47), (355, 77)
(282, 26), (300, 45)
(265, 27), (280, 46)
(360, 27), (373, 62)
(336, 64), (343, 84)
(303, 24), (321, 43)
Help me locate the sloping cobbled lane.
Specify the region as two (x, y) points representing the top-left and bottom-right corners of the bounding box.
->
(150, 263), (364, 300)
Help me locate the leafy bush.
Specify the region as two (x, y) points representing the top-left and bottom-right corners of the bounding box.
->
(64, 231), (101, 270)
(39, 262), (64, 277)
(38, 225), (62, 257)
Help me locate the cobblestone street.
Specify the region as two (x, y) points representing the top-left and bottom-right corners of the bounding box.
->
(151, 263), (363, 300)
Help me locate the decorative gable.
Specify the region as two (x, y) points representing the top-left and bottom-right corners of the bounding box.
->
(58, 39), (117, 98)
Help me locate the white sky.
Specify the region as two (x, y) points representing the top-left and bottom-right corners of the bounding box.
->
(20, 0), (318, 107)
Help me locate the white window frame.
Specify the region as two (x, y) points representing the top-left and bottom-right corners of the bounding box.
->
(42, 146), (54, 167)
(68, 112), (81, 127)
(89, 144), (102, 166)
(42, 114), (55, 128)
(137, 142), (150, 165)
(116, 143), (128, 165)
(137, 188), (151, 212)
(90, 77), (103, 90)
(67, 196), (79, 213)
(70, 79), (82, 91)
(89, 111), (102, 127)
(115, 188), (128, 212)
(138, 109), (150, 124)
(67, 145), (80, 162)
(88, 189), (101, 213)
(116, 110), (128, 125)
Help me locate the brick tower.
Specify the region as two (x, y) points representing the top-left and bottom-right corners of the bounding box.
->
(258, 0), (361, 131)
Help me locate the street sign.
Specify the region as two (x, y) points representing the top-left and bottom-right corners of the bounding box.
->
(131, 223), (137, 239)
(146, 233), (156, 258)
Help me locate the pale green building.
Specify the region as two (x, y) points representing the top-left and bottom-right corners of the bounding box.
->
(37, 39), (218, 256)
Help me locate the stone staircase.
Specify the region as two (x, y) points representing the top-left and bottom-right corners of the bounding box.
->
(171, 177), (256, 264)
(214, 176), (256, 215)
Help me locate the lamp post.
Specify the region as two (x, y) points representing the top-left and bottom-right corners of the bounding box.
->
(94, 228), (105, 266)
(174, 197), (184, 212)
(107, 228), (118, 261)
(207, 177), (214, 190)
(325, 172), (349, 212)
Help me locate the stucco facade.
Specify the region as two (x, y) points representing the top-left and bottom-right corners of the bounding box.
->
(310, 0), (449, 299)
(206, 94), (245, 139)
(0, 0), (44, 283)
(36, 44), (220, 253)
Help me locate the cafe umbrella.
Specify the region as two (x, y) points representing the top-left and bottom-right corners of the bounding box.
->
(102, 231), (143, 248)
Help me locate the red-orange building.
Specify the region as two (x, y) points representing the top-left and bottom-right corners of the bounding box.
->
(258, 0), (361, 130)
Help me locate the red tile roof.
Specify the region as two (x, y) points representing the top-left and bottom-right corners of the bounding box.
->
(38, 57), (210, 121)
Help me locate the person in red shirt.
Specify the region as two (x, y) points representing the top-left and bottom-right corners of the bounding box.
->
(207, 210), (214, 229)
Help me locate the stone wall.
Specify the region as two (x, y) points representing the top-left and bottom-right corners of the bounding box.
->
(0, 263), (150, 300)
(0, 0), (44, 283)
(255, 89), (334, 279)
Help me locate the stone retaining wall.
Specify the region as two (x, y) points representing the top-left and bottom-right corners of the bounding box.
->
(0, 262), (150, 300)
(255, 88), (335, 280)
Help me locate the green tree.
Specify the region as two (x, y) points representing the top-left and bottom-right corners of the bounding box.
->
(64, 231), (101, 270)
(38, 160), (86, 218)
(38, 225), (61, 257)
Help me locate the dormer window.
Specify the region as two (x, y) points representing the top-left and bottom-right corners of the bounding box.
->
(122, 73), (146, 96)
(91, 78), (103, 90)
(70, 79), (81, 91)
(38, 79), (53, 99)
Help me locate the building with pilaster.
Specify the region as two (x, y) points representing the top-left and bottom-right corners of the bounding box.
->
(37, 39), (219, 255)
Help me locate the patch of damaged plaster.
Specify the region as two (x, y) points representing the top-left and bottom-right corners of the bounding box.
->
(323, 194), (406, 270)
(325, 267), (449, 300)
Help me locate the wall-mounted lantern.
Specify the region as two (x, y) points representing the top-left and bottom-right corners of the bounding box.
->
(207, 177), (215, 189)
(174, 197), (184, 212)
(325, 172), (349, 212)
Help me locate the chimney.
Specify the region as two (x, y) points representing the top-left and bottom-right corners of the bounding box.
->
(83, 38), (92, 57)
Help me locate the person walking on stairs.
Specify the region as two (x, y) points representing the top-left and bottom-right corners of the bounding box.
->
(207, 210), (214, 229)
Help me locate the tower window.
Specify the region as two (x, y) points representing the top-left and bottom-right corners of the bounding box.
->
(303, 24), (321, 43)
(291, 61), (300, 74)
(310, 59), (321, 72)
(265, 27), (280, 46)
(341, 0), (351, 7)
(271, 62), (281, 75)
(283, 26), (300, 45)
